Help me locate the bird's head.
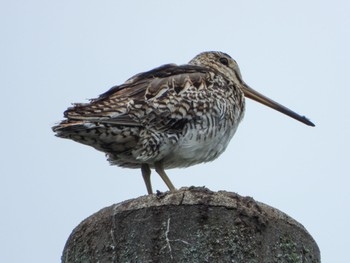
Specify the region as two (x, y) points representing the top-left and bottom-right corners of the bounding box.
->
(189, 51), (243, 88)
(189, 51), (315, 127)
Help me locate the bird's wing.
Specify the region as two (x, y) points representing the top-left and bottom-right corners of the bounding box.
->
(63, 63), (221, 130)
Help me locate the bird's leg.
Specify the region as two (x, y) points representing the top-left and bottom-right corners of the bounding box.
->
(154, 161), (176, 192)
(141, 164), (153, 195)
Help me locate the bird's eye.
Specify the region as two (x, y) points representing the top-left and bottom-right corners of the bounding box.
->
(219, 57), (229, 66)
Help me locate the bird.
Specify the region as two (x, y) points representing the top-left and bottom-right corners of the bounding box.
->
(52, 51), (315, 194)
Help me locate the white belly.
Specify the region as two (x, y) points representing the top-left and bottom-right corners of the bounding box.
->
(161, 120), (240, 169)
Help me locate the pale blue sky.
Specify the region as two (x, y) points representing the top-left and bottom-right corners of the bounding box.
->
(1, 1), (349, 262)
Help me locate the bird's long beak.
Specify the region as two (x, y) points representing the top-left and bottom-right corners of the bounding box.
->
(241, 83), (315, 127)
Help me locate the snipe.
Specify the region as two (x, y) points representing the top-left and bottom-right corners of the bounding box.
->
(53, 51), (314, 194)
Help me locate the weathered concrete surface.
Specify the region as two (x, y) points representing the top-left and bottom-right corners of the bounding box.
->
(62, 187), (320, 263)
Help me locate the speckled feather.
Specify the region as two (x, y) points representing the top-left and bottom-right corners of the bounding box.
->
(54, 52), (245, 171)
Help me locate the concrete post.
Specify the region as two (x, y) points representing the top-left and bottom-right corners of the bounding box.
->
(62, 187), (320, 263)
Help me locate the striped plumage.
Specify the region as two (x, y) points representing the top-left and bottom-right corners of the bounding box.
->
(53, 51), (314, 194)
